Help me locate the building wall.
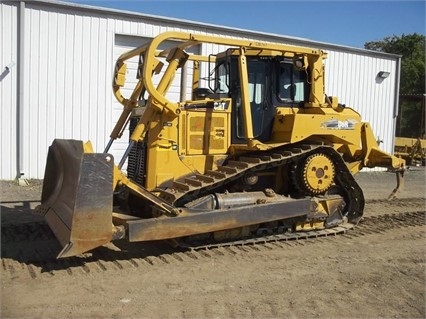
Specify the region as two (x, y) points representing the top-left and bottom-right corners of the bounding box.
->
(0, 1), (400, 179)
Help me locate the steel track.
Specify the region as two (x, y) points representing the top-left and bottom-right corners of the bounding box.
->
(158, 143), (364, 225)
(177, 209), (425, 250)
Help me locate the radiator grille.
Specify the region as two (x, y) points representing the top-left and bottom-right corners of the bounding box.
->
(127, 117), (147, 186)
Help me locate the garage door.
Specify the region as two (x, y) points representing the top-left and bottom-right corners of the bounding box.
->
(111, 34), (200, 171)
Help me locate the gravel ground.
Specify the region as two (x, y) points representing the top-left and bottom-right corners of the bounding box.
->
(0, 167), (425, 319)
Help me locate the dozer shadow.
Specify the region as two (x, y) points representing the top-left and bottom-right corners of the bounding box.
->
(1, 200), (43, 224)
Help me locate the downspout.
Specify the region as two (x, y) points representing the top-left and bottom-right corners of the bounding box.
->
(391, 55), (402, 153)
(16, 1), (27, 185)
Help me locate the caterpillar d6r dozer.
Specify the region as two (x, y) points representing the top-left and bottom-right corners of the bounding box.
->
(36, 32), (405, 258)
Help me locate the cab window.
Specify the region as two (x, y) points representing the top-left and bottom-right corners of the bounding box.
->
(215, 62), (229, 94)
(278, 62), (309, 104)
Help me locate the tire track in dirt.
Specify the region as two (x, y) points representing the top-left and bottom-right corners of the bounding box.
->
(2, 197), (423, 244)
(1, 206), (424, 280)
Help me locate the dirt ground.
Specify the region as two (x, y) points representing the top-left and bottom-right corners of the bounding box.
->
(1, 167), (425, 319)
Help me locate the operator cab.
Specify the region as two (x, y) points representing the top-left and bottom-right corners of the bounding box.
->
(207, 51), (311, 144)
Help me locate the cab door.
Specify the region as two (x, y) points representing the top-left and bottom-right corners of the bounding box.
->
(230, 58), (275, 144)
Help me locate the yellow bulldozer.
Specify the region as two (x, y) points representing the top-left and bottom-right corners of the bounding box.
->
(36, 32), (405, 258)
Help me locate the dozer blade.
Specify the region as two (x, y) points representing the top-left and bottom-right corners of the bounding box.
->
(36, 139), (114, 258)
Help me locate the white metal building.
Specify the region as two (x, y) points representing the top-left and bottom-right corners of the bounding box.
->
(1, 0), (401, 180)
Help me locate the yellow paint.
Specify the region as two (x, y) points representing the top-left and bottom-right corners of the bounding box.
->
(108, 31), (404, 191)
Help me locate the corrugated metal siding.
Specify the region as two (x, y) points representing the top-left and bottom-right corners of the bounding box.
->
(18, 4), (205, 178)
(0, 2), (18, 180)
(1, 1), (400, 179)
(22, 6), (113, 178)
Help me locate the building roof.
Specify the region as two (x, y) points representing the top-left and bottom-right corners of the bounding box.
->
(14, 0), (402, 59)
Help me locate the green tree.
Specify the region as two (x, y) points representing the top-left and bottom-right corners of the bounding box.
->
(365, 34), (425, 137)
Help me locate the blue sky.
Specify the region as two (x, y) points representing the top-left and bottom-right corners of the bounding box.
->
(67, 1), (425, 48)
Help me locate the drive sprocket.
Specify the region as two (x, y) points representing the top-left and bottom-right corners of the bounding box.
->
(294, 153), (335, 195)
